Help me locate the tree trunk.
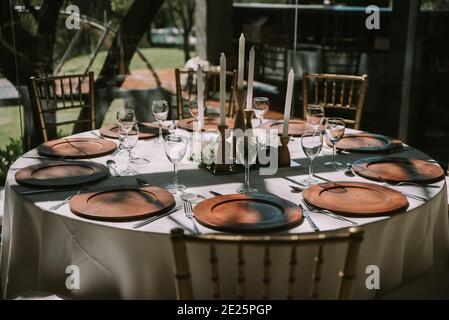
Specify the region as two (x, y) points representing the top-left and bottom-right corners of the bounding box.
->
(75, 0), (165, 132)
(183, 32), (191, 62)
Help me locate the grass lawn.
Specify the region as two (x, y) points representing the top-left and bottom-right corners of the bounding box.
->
(0, 47), (189, 148)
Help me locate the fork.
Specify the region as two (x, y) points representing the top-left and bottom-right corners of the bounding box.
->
(49, 190), (81, 210)
(183, 200), (201, 235)
(302, 200), (358, 226)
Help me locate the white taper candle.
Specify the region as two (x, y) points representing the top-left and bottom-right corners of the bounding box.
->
(219, 53), (226, 126)
(246, 46), (255, 110)
(283, 68), (294, 138)
(197, 65), (204, 131)
(237, 33), (245, 90)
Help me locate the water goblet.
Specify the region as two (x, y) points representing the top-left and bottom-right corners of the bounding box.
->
(301, 130), (323, 186)
(152, 100), (169, 143)
(324, 117), (346, 169)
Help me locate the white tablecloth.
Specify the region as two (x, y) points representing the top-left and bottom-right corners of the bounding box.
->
(1, 128), (448, 299)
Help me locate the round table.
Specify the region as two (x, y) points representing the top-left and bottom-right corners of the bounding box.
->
(1, 126), (448, 299)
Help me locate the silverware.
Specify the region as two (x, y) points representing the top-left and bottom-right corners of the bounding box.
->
(106, 160), (120, 177)
(400, 191), (428, 202)
(289, 185), (304, 193)
(313, 174), (331, 182)
(20, 187), (84, 195)
(49, 190), (81, 210)
(183, 200), (201, 234)
(22, 155), (67, 161)
(298, 203), (320, 232)
(344, 163), (355, 177)
(209, 191), (222, 197)
(136, 177), (151, 186)
(381, 181), (439, 188)
(90, 131), (105, 140)
(302, 200), (358, 226)
(132, 206), (182, 228)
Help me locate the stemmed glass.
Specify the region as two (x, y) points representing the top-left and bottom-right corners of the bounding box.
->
(118, 123), (140, 176)
(115, 109), (136, 156)
(306, 104), (325, 131)
(152, 100), (169, 143)
(325, 117), (346, 169)
(301, 130), (323, 186)
(164, 134), (187, 193)
(116, 109), (150, 164)
(253, 97), (270, 126)
(236, 134), (258, 194)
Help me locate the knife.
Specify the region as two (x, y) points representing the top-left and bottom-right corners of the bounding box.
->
(132, 206), (182, 228)
(299, 203), (320, 232)
(19, 187), (85, 195)
(209, 191), (222, 197)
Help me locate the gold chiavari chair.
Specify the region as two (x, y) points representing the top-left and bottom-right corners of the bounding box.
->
(170, 227), (364, 300)
(30, 72), (95, 142)
(174, 68), (237, 120)
(302, 73), (368, 130)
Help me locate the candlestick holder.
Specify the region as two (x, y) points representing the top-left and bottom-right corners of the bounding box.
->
(232, 88), (247, 163)
(212, 124), (232, 174)
(278, 136), (291, 167)
(244, 109), (254, 130)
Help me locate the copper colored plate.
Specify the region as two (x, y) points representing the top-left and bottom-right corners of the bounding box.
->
(178, 117), (234, 131)
(38, 138), (117, 159)
(352, 157), (445, 184)
(15, 161), (108, 188)
(330, 133), (402, 153)
(194, 193), (302, 233)
(99, 123), (168, 140)
(303, 182), (409, 217)
(261, 120), (311, 137)
(69, 186), (175, 221)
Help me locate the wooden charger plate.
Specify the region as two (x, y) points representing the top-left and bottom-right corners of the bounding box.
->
(329, 133), (402, 153)
(38, 138), (117, 159)
(352, 157), (445, 184)
(178, 117), (234, 131)
(261, 119), (313, 137)
(99, 122), (168, 140)
(69, 186), (175, 221)
(15, 161), (108, 188)
(194, 193), (302, 233)
(303, 181), (409, 217)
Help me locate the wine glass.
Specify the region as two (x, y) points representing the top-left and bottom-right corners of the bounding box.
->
(152, 100), (169, 143)
(189, 100), (199, 120)
(301, 130), (323, 186)
(306, 104), (325, 131)
(236, 134), (258, 194)
(116, 109), (136, 133)
(164, 134), (187, 193)
(115, 109), (136, 156)
(324, 117), (346, 169)
(118, 123), (140, 176)
(253, 97), (270, 126)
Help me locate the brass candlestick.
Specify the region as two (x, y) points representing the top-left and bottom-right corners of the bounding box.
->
(244, 109), (254, 130)
(278, 136), (291, 167)
(213, 124), (232, 174)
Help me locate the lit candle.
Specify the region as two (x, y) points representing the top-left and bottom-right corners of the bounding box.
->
(219, 53), (226, 126)
(237, 33), (245, 90)
(246, 46), (255, 110)
(283, 68), (294, 138)
(197, 65), (204, 131)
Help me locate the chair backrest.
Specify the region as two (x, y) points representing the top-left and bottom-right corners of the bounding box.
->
(303, 73), (368, 130)
(170, 227), (364, 300)
(30, 72), (95, 142)
(174, 68), (237, 120)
